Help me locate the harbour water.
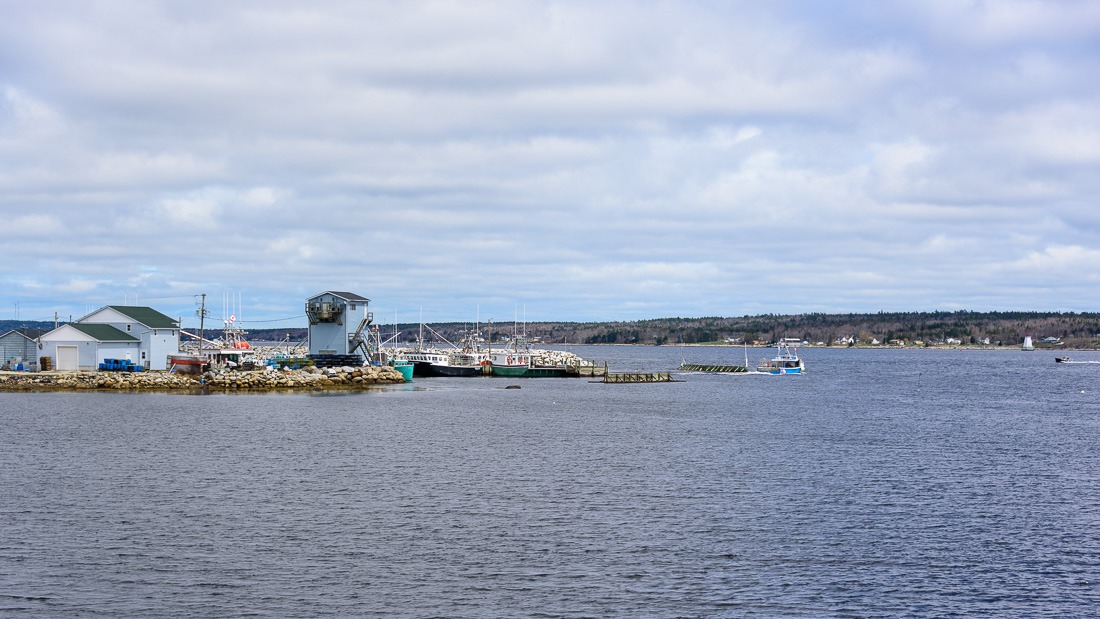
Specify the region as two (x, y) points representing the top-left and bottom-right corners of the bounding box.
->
(2, 346), (1098, 617)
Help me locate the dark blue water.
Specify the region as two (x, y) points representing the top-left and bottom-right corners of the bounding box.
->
(2, 346), (1098, 617)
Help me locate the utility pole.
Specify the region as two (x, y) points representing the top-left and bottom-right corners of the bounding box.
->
(196, 293), (208, 359)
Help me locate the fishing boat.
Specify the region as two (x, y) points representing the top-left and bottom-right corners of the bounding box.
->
(167, 354), (208, 374)
(489, 348), (531, 377)
(364, 322), (414, 381)
(432, 350), (485, 377)
(404, 347), (449, 377)
(757, 342), (805, 375)
(525, 348), (572, 377)
(388, 357), (414, 381)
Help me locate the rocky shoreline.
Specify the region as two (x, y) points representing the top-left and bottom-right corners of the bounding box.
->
(0, 365), (407, 392)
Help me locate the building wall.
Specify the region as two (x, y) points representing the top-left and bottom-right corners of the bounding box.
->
(38, 339), (144, 371)
(97, 342), (143, 366)
(0, 333), (38, 370)
(306, 293), (370, 357)
(81, 307), (179, 370)
(40, 340), (94, 371)
(141, 329), (178, 371)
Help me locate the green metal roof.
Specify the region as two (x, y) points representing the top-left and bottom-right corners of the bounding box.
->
(106, 306), (179, 328)
(70, 323), (140, 342)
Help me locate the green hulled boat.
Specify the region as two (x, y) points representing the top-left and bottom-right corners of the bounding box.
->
(489, 349), (530, 377)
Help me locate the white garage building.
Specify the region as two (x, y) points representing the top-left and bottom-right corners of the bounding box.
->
(38, 306), (180, 371)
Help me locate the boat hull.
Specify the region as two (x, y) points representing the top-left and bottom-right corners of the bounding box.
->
(411, 361), (435, 377)
(391, 362), (414, 381)
(491, 364), (529, 377)
(759, 366), (803, 375)
(167, 355), (208, 374)
(431, 364), (483, 377)
(526, 366), (567, 377)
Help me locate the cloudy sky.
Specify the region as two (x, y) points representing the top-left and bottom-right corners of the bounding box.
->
(2, 1), (1099, 328)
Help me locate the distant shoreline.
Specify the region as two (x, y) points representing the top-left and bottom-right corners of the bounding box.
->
(574, 343), (1093, 351)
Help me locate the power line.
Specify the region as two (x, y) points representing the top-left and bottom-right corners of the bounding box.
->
(240, 315), (307, 323)
(181, 315), (306, 325)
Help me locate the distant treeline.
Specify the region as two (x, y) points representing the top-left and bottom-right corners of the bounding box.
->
(448, 311), (1098, 347)
(238, 310), (1100, 347)
(6, 311), (1098, 348)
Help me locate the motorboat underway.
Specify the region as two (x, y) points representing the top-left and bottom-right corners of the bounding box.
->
(758, 342), (804, 375)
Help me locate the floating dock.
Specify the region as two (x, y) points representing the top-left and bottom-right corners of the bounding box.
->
(603, 372), (672, 383)
(679, 363), (748, 373)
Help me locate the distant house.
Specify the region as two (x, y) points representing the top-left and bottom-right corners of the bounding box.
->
(38, 306), (180, 371)
(1041, 336), (1062, 344)
(0, 329), (41, 370)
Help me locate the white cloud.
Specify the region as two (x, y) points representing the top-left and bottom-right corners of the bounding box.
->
(1009, 244), (1100, 275)
(0, 1), (1098, 321)
(56, 278), (102, 295)
(8, 214), (61, 235)
(153, 193), (223, 230)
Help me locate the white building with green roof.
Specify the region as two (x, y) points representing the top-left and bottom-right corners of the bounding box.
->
(38, 306), (180, 371)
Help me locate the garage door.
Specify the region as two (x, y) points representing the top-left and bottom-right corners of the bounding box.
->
(56, 346), (79, 371)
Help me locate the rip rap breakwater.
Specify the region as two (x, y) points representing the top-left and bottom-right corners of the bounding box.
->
(0, 365), (406, 392)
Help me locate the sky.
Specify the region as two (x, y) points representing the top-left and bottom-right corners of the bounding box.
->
(2, 0), (1099, 329)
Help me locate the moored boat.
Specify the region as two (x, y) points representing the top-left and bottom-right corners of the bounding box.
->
(167, 354), (208, 374)
(433, 350), (486, 377)
(489, 348), (531, 377)
(524, 365), (568, 377)
(389, 358), (414, 381)
(404, 348), (450, 377)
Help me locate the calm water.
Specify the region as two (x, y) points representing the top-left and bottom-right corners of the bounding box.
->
(1, 346), (1098, 617)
